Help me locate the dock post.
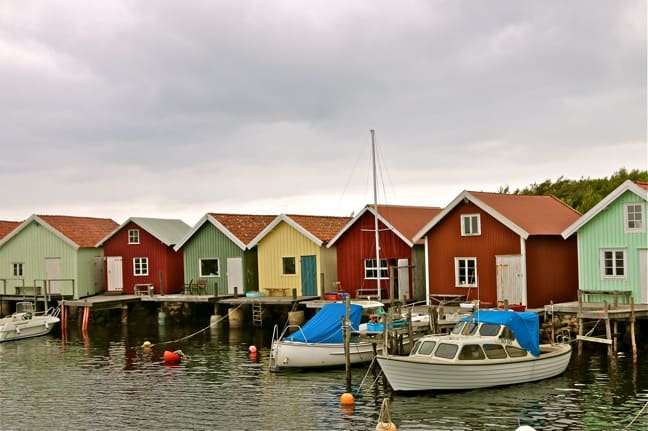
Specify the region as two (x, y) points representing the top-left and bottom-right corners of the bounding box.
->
(603, 301), (612, 359)
(292, 288), (297, 300)
(630, 296), (637, 363)
(121, 305), (128, 325)
(577, 290), (583, 356)
(343, 295), (351, 392)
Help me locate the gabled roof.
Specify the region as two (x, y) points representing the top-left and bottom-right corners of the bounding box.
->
(0, 214), (118, 250)
(174, 213), (276, 251)
(97, 217), (191, 247)
(414, 190), (580, 241)
(248, 214), (351, 248)
(0, 220), (21, 239)
(562, 180), (648, 238)
(328, 204), (442, 248)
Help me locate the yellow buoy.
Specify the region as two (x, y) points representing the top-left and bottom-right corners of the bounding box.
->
(142, 340), (152, 348)
(340, 392), (355, 405)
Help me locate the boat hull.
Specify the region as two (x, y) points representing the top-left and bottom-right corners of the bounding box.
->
(0, 315), (60, 342)
(376, 343), (572, 391)
(270, 340), (380, 370)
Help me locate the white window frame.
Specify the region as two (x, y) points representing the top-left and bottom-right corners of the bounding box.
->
(364, 258), (388, 279)
(461, 214), (481, 236)
(199, 258), (220, 277)
(133, 257), (148, 276)
(282, 257), (296, 276)
(12, 263), (24, 277)
(455, 257), (478, 287)
(128, 229), (140, 244)
(600, 249), (626, 279)
(624, 202), (645, 233)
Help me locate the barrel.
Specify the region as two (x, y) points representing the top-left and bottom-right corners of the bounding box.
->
(228, 307), (243, 328)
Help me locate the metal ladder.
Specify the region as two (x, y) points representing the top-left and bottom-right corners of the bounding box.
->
(252, 301), (263, 326)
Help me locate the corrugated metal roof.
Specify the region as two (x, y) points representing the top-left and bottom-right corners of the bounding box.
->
(209, 213), (276, 244)
(0, 220), (20, 239)
(469, 192), (581, 235)
(128, 217), (191, 246)
(375, 204), (443, 242)
(38, 215), (118, 248)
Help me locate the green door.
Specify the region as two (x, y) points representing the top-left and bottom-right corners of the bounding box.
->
(300, 255), (317, 296)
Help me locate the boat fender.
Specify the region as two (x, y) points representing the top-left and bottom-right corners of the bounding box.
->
(376, 422), (397, 431)
(45, 322), (49, 329)
(15, 326), (20, 334)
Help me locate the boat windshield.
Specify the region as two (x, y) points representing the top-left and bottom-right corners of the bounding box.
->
(412, 340), (436, 356)
(15, 302), (35, 314)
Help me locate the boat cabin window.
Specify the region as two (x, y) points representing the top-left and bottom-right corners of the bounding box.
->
(434, 343), (458, 359)
(458, 344), (485, 360)
(413, 340), (436, 356)
(453, 321), (478, 335)
(483, 344), (507, 359)
(500, 326), (515, 341)
(479, 323), (500, 337)
(505, 346), (528, 357)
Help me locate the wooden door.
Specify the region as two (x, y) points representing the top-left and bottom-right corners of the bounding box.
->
(496, 255), (524, 305)
(397, 258), (410, 300)
(106, 257), (123, 292)
(45, 258), (62, 294)
(227, 257), (243, 295)
(300, 255), (317, 296)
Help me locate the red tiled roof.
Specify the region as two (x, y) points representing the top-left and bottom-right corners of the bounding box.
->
(210, 213), (276, 244)
(635, 181), (648, 192)
(38, 215), (119, 248)
(287, 214), (351, 243)
(469, 192), (581, 235)
(375, 204), (443, 242)
(0, 220), (20, 239)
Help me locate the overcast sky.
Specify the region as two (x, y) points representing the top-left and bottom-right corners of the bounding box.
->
(1, 1), (646, 225)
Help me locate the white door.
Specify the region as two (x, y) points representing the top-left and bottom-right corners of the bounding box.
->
(227, 257), (243, 295)
(397, 258), (410, 300)
(640, 250), (648, 304)
(496, 255), (524, 305)
(45, 258), (62, 294)
(106, 257), (123, 292)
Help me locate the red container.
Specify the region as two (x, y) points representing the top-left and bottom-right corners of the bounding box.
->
(510, 304), (526, 312)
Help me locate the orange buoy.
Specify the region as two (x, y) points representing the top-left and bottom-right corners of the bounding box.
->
(248, 345), (257, 353)
(340, 392), (355, 405)
(163, 350), (182, 364)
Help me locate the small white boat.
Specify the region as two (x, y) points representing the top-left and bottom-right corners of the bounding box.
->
(0, 302), (60, 342)
(269, 303), (381, 371)
(376, 310), (572, 391)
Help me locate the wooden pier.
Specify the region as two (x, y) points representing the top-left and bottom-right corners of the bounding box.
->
(545, 289), (648, 362)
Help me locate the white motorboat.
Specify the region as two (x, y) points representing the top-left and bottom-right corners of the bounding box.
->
(0, 302), (60, 342)
(269, 303), (381, 371)
(376, 310), (572, 391)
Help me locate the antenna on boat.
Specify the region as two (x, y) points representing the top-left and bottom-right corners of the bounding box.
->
(371, 129), (381, 301)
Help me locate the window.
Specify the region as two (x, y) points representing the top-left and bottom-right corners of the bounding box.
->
(12, 263), (24, 277)
(479, 323), (500, 337)
(364, 259), (388, 279)
(282, 257), (296, 275)
(133, 257), (148, 276)
(434, 343), (458, 359)
(458, 345), (485, 360)
(461, 214), (481, 236)
(413, 340), (436, 356)
(483, 344), (507, 359)
(200, 258), (220, 277)
(128, 229), (140, 244)
(505, 346), (528, 358)
(625, 203), (645, 233)
(601, 249), (626, 279)
(455, 257), (477, 287)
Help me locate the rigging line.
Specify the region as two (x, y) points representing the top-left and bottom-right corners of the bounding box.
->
(149, 302), (245, 348)
(623, 400), (648, 430)
(334, 136), (369, 214)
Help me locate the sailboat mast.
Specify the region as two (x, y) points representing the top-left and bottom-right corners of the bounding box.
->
(371, 129), (381, 301)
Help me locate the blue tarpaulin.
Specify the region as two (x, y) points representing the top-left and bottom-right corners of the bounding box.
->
(463, 310), (541, 356)
(285, 303), (363, 344)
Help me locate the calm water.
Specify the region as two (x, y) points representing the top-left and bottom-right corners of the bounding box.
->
(1, 318), (647, 431)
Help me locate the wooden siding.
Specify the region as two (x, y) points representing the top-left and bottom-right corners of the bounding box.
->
(426, 203), (521, 306)
(0, 221), (86, 298)
(335, 211), (413, 299)
(182, 222), (247, 295)
(525, 235), (578, 305)
(576, 190), (648, 301)
(103, 221), (184, 294)
(257, 222), (321, 295)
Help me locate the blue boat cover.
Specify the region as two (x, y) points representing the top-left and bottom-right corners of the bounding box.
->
(462, 310), (541, 357)
(285, 303), (363, 344)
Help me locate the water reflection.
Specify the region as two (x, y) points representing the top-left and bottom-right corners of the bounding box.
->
(0, 322), (646, 430)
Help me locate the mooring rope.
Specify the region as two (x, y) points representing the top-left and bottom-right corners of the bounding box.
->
(147, 302), (246, 348)
(623, 400), (648, 430)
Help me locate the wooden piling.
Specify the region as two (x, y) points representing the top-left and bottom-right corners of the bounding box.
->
(603, 301), (612, 359)
(631, 296), (637, 362)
